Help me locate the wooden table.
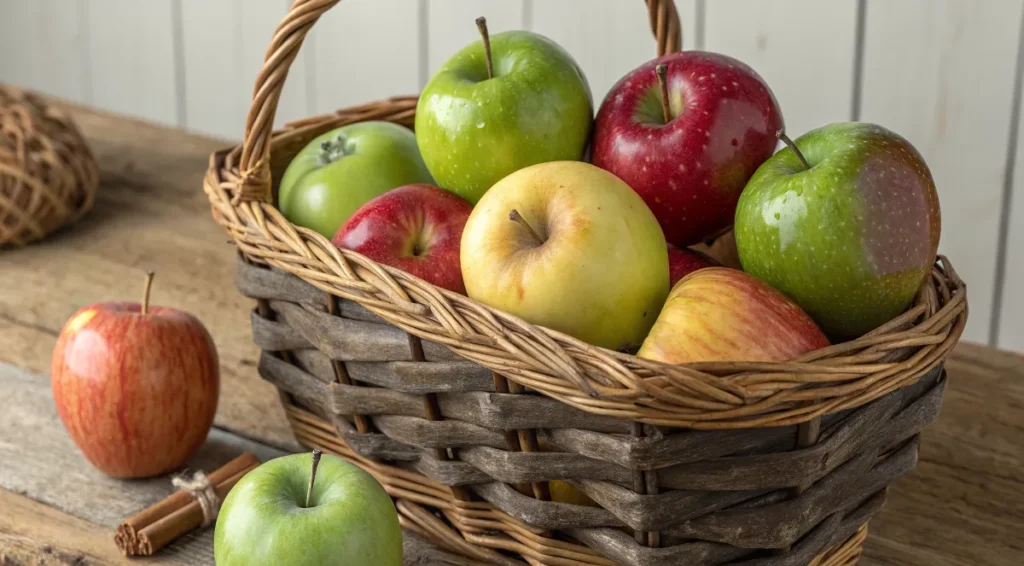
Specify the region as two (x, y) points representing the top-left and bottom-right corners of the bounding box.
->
(1, 101), (1021, 565)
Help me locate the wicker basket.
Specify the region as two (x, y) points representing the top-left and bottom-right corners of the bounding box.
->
(204, 1), (968, 564)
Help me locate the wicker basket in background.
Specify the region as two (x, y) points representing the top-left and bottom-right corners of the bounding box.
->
(203, 1), (968, 564)
(0, 85), (98, 247)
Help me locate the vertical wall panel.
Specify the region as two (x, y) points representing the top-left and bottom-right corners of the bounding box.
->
(309, 0), (423, 115)
(0, 0), (91, 104)
(85, 0), (180, 126)
(704, 0), (858, 136)
(180, 0), (310, 140)
(861, 0), (1023, 344)
(531, 0), (700, 106)
(997, 11), (1024, 351)
(427, 0), (525, 78)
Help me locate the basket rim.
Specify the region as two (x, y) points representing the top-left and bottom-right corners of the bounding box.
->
(202, 98), (968, 430)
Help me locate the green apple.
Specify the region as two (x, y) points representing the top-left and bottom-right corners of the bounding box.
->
(214, 451), (402, 566)
(278, 121), (433, 238)
(734, 123), (941, 339)
(460, 161), (669, 350)
(415, 19), (593, 204)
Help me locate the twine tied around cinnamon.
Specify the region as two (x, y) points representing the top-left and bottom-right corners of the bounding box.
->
(171, 470), (221, 527)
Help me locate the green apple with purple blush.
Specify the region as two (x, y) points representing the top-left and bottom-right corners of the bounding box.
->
(734, 122), (941, 339)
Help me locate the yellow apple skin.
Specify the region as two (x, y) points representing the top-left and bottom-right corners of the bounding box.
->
(638, 268), (829, 364)
(461, 161), (669, 350)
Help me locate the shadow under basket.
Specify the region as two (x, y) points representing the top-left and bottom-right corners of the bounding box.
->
(204, 1), (968, 564)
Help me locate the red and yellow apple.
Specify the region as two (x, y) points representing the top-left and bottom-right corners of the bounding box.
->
(51, 272), (219, 478)
(639, 268), (828, 364)
(333, 184), (473, 294)
(461, 161), (669, 350)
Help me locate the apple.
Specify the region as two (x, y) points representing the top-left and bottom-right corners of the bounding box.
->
(461, 161), (669, 350)
(416, 18), (593, 204)
(51, 272), (219, 478)
(668, 244), (718, 287)
(333, 184), (473, 294)
(215, 450), (402, 566)
(639, 268), (829, 364)
(734, 123), (941, 339)
(278, 121), (434, 238)
(592, 52), (783, 246)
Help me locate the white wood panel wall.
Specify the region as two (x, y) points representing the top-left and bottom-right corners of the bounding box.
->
(2, 0), (1022, 351)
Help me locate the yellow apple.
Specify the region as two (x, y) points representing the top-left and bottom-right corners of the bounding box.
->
(638, 268), (829, 364)
(461, 161), (669, 350)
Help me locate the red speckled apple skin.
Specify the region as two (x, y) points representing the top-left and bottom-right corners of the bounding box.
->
(51, 303), (219, 478)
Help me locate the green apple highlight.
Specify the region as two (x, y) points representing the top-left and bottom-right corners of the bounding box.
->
(460, 161), (669, 350)
(214, 451), (402, 566)
(734, 123), (941, 339)
(278, 121), (433, 238)
(415, 19), (593, 204)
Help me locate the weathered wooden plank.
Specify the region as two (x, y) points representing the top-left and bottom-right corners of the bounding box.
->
(458, 446), (633, 485)
(860, 0), (1024, 343)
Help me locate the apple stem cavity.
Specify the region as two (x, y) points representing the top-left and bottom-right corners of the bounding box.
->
(475, 17), (494, 80)
(141, 271), (155, 316)
(776, 130), (811, 171)
(305, 449), (322, 508)
(508, 209), (544, 245)
(656, 63), (672, 124)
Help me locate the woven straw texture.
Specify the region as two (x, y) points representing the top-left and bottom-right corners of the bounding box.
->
(203, 1), (968, 564)
(0, 85), (98, 247)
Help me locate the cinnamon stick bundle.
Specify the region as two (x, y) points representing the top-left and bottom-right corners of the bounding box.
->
(115, 452), (260, 556)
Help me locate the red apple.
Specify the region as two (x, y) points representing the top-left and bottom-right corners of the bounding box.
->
(639, 268), (828, 364)
(51, 273), (219, 478)
(592, 51), (783, 246)
(333, 184), (473, 294)
(667, 244), (718, 287)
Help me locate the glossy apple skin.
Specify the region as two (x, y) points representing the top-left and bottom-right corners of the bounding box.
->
(592, 51), (783, 246)
(734, 122), (941, 339)
(639, 268), (829, 364)
(461, 161), (669, 350)
(51, 303), (219, 478)
(333, 184), (473, 294)
(214, 453), (402, 566)
(416, 31), (593, 203)
(278, 121), (434, 239)
(667, 244), (719, 287)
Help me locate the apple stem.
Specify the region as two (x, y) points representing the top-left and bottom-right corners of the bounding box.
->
(140, 271), (155, 316)
(476, 17), (494, 80)
(508, 209), (544, 245)
(305, 449), (322, 508)
(656, 63), (672, 124)
(777, 130), (811, 170)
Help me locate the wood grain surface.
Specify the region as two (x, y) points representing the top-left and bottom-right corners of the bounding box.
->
(0, 100), (1021, 565)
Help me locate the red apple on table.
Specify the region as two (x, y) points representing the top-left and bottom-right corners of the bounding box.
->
(639, 268), (828, 364)
(592, 52), (783, 246)
(333, 184), (473, 294)
(51, 272), (219, 478)
(667, 244), (718, 287)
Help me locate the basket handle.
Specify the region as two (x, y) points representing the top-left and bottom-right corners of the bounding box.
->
(233, 0), (683, 203)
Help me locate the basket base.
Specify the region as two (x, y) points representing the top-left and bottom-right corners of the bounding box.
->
(282, 400), (868, 566)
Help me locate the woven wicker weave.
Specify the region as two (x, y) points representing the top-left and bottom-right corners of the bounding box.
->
(0, 85), (98, 247)
(203, 1), (968, 564)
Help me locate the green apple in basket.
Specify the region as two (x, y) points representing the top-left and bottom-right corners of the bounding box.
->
(734, 123), (941, 339)
(278, 121), (433, 239)
(415, 18), (593, 203)
(461, 161), (669, 350)
(214, 450), (402, 566)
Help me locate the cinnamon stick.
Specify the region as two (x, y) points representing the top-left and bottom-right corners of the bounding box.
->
(115, 452), (260, 556)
